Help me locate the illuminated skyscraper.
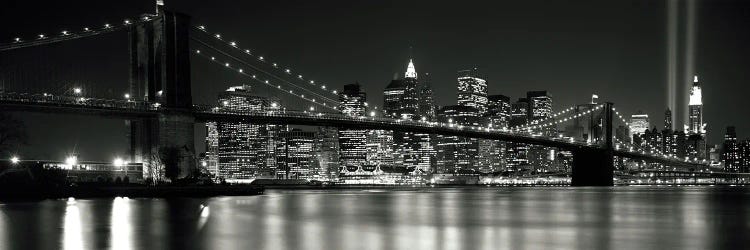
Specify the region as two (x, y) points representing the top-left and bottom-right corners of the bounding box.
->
(507, 98), (530, 171)
(366, 129), (395, 166)
(457, 68), (488, 115)
(526, 91), (553, 125)
(526, 91), (554, 172)
(722, 126), (740, 172)
(629, 113), (650, 139)
(664, 109), (673, 130)
(435, 105), (481, 174)
(688, 76), (705, 134)
(315, 127), (339, 180)
(276, 129), (315, 179)
(339, 83), (368, 168)
(212, 85), (281, 181)
(487, 94), (511, 129)
(383, 59), (434, 172)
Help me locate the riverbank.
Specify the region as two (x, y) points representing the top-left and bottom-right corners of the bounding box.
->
(0, 185), (265, 201)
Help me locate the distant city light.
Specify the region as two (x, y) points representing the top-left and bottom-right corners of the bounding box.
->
(10, 156), (20, 164)
(65, 156), (77, 167)
(124, 93), (130, 99)
(73, 88), (82, 94)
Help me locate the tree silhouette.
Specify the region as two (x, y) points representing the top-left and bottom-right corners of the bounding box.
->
(0, 113), (27, 155)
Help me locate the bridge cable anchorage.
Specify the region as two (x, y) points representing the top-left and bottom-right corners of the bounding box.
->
(0, 15), (159, 52)
(193, 49), (339, 111)
(192, 25), (338, 97)
(190, 37), (341, 107)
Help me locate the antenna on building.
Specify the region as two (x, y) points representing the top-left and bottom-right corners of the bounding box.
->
(156, 0), (165, 14)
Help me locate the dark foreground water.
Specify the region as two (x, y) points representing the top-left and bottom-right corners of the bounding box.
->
(1, 187), (749, 250)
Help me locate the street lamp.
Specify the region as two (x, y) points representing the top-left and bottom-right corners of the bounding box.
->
(124, 93), (130, 100)
(113, 158), (124, 167)
(73, 88), (82, 95)
(10, 156), (19, 164)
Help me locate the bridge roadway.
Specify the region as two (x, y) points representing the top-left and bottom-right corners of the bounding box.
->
(0, 93), (707, 169)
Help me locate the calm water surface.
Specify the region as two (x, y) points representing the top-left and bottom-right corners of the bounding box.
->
(1, 187), (749, 250)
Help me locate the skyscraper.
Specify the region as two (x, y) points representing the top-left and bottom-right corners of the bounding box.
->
(664, 108), (673, 130)
(507, 98), (530, 171)
(276, 129), (315, 179)
(211, 85), (281, 181)
(383, 59), (434, 173)
(338, 83), (368, 168)
(526, 91), (553, 124)
(629, 113), (650, 139)
(315, 127), (339, 180)
(435, 105), (481, 174)
(526, 91), (554, 172)
(457, 68), (488, 115)
(366, 129), (395, 167)
(722, 126), (741, 172)
(688, 76), (705, 134)
(487, 94), (511, 129)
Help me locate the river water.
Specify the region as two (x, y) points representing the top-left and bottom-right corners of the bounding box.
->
(1, 187), (748, 250)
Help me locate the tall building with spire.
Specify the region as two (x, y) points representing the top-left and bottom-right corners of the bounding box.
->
(383, 58), (434, 173)
(688, 75), (705, 135)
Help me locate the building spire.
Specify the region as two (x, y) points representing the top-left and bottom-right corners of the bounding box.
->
(405, 59), (417, 79)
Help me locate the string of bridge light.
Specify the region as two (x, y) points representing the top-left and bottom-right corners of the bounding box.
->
(610, 106), (630, 126)
(190, 36), (342, 107)
(193, 25), (339, 97)
(3, 15), (158, 47)
(509, 106), (576, 131)
(194, 49), (338, 111)
(511, 104), (605, 132)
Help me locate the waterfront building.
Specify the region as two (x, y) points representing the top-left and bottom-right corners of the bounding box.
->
(366, 129), (395, 167)
(276, 129), (315, 179)
(212, 85), (281, 181)
(315, 127), (340, 181)
(507, 98), (530, 171)
(435, 105), (481, 174)
(383, 59), (434, 173)
(339, 83), (368, 168)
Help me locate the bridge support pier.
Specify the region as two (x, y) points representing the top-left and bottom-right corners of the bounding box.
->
(128, 9), (196, 181)
(571, 147), (614, 186)
(571, 102), (615, 186)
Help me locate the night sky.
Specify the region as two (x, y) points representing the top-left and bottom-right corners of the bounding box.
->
(1, 0), (749, 161)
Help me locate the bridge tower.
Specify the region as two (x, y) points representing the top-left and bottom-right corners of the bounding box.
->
(571, 102), (614, 186)
(128, 9), (195, 180)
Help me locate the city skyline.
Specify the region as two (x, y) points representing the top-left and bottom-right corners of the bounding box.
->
(1, 0), (750, 161)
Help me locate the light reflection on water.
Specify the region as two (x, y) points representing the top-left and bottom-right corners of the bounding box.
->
(0, 187), (749, 250)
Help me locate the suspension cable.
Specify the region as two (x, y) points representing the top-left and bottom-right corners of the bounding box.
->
(193, 48), (338, 112)
(191, 37), (341, 107)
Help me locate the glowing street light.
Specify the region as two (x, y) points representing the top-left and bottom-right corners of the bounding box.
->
(73, 88), (82, 95)
(10, 156), (20, 164)
(369, 111), (376, 117)
(113, 158), (124, 167)
(271, 102), (278, 108)
(124, 93), (130, 100)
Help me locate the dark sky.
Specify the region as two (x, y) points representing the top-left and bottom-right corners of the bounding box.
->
(1, 0), (749, 161)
